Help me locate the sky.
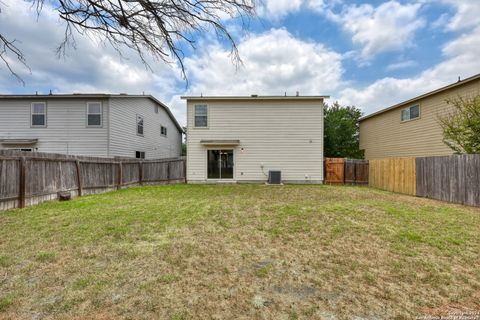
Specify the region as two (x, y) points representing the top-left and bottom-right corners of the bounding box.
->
(0, 0), (479, 126)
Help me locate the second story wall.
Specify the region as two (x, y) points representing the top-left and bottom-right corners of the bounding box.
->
(0, 98), (109, 156)
(109, 97), (182, 159)
(360, 78), (480, 160)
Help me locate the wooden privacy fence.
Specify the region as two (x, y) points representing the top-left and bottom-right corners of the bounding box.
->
(324, 158), (369, 185)
(416, 155), (480, 207)
(369, 157), (416, 195)
(369, 155), (480, 207)
(0, 150), (186, 211)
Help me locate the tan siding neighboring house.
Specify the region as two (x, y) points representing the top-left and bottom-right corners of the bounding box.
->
(183, 96), (325, 184)
(359, 74), (480, 160)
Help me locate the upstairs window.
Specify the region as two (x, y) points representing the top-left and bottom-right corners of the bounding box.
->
(31, 102), (46, 127)
(135, 151), (145, 159)
(137, 115), (144, 136)
(155, 105), (159, 114)
(401, 105), (420, 122)
(194, 105), (208, 127)
(161, 125), (167, 137)
(87, 102), (102, 127)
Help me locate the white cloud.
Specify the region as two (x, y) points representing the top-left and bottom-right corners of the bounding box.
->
(258, 0), (303, 19)
(338, 22), (480, 115)
(183, 28), (342, 96)
(258, 0), (340, 20)
(385, 60), (418, 72)
(327, 1), (425, 60)
(439, 0), (480, 31)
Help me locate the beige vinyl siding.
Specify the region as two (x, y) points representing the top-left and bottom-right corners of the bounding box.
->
(0, 98), (109, 156)
(109, 97), (182, 159)
(360, 78), (480, 160)
(186, 99), (324, 183)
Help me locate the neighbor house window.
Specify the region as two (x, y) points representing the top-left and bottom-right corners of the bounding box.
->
(135, 151), (145, 159)
(401, 105), (420, 121)
(87, 102), (102, 127)
(154, 105), (159, 114)
(194, 105), (208, 127)
(137, 115), (144, 136)
(160, 125), (167, 137)
(31, 102), (46, 127)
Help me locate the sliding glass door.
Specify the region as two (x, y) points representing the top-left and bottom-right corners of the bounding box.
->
(207, 150), (234, 179)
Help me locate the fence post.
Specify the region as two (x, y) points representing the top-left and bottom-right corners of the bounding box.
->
(117, 162), (123, 190)
(167, 161), (171, 183)
(18, 157), (26, 208)
(183, 159), (187, 183)
(139, 161), (143, 186)
(75, 160), (83, 197)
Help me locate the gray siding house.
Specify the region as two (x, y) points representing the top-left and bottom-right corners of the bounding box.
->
(183, 95), (326, 184)
(0, 94), (183, 159)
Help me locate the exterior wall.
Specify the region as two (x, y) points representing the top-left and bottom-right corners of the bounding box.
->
(360, 79), (480, 160)
(109, 97), (182, 159)
(0, 98), (109, 157)
(186, 99), (324, 183)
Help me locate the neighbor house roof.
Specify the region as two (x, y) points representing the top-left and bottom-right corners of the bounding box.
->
(359, 73), (480, 121)
(181, 95), (329, 101)
(0, 93), (183, 133)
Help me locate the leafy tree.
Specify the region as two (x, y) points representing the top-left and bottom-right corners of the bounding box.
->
(324, 102), (364, 159)
(438, 95), (480, 154)
(0, 0), (255, 83)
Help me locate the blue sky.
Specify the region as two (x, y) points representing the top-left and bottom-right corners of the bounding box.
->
(0, 0), (479, 125)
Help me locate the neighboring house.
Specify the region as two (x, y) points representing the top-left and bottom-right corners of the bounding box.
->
(0, 94), (183, 159)
(359, 73), (480, 160)
(182, 95), (326, 184)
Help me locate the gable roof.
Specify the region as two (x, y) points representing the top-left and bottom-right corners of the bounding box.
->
(0, 93), (183, 133)
(359, 73), (480, 121)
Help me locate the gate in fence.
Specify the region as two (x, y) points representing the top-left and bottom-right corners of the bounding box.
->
(324, 158), (369, 185)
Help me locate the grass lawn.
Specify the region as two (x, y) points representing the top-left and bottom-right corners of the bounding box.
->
(0, 185), (479, 319)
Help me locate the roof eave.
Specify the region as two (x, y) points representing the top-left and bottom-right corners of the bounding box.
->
(181, 95), (329, 101)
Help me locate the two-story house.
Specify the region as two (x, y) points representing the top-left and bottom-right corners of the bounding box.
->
(0, 94), (183, 159)
(182, 95), (326, 184)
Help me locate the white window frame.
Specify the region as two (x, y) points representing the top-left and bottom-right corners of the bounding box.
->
(401, 104), (420, 122)
(136, 114), (144, 136)
(194, 104), (208, 128)
(160, 125), (167, 137)
(86, 102), (103, 127)
(31, 102), (47, 127)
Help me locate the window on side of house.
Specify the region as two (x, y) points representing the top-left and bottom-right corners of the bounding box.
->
(135, 151), (145, 159)
(194, 104), (208, 127)
(155, 105), (159, 114)
(401, 105), (420, 122)
(31, 102), (47, 127)
(87, 102), (102, 127)
(160, 125), (167, 137)
(137, 115), (144, 136)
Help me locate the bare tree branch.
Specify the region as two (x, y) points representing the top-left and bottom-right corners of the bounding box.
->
(0, 34), (31, 85)
(0, 0), (256, 83)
